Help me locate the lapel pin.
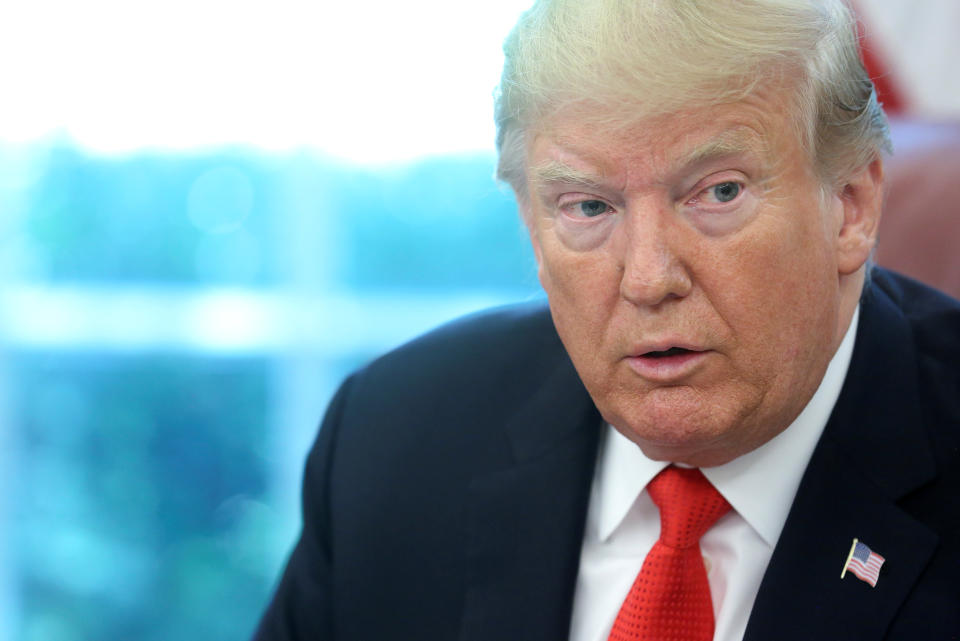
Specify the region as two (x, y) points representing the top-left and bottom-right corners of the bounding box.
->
(841, 538), (885, 587)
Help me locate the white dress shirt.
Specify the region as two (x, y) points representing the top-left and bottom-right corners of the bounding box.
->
(568, 308), (859, 641)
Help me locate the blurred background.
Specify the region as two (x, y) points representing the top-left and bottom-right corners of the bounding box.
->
(0, 1), (956, 640)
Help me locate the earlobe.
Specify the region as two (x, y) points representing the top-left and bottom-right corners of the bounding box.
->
(836, 156), (884, 275)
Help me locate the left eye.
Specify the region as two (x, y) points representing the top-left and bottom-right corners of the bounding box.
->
(708, 182), (741, 203)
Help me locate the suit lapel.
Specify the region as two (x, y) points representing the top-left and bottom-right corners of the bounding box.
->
(459, 329), (602, 641)
(744, 444), (938, 640)
(744, 281), (940, 640)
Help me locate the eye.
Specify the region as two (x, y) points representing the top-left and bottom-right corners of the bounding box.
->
(705, 181), (741, 203)
(575, 200), (612, 217)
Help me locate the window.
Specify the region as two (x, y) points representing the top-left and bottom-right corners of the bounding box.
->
(0, 2), (536, 638)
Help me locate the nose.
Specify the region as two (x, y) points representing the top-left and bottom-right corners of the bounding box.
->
(617, 204), (692, 307)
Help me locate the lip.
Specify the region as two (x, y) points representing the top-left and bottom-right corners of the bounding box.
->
(625, 345), (711, 382)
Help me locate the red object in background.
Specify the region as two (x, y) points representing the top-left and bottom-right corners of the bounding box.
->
(861, 41), (907, 114)
(852, 1), (908, 114)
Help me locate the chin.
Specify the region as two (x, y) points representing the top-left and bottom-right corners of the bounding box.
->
(602, 386), (759, 465)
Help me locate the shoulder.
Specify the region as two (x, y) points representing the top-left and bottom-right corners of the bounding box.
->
(867, 267), (960, 467)
(342, 300), (567, 414)
(867, 269), (960, 426)
(324, 300), (580, 471)
(868, 267), (960, 363)
(375, 299), (559, 366)
(868, 265), (960, 384)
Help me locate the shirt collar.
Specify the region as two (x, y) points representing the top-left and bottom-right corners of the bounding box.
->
(593, 306), (860, 544)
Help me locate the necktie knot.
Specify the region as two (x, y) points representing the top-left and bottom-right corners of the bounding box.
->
(608, 465), (731, 641)
(647, 466), (730, 549)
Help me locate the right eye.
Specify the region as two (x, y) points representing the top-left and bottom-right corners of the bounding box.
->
(573, 199), (612, 218)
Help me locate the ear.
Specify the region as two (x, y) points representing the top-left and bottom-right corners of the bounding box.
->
(835, 156), (884, 275)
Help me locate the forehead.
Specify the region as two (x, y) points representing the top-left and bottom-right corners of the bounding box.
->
(527, 90), (804, 184)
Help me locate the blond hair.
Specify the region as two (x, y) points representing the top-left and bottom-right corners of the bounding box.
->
(495, 0), (891, 201)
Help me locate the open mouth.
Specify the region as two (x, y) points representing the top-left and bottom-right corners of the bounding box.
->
(642, 347), (693, 358)
(628, 345), (707, 379)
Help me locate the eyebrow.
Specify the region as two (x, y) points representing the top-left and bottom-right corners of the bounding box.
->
(682, 140), (747, 166)
(529, 127), (768, 194)
(677, 131), (761, 168)
(530, 160), (607, 191)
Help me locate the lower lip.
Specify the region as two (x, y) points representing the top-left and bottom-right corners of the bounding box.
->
(625, 350), (710, 381)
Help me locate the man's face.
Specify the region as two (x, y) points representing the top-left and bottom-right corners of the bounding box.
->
(524, 88), (879, 466)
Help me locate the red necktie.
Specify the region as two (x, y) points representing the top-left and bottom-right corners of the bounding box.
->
(608, 466), (731, 641)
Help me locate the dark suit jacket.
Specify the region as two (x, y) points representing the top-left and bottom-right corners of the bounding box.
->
(254, 268), (960, 640)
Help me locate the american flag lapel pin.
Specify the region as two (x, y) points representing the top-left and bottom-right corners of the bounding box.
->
(841, 538), (886, 587)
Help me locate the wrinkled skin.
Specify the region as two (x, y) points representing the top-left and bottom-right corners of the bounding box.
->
(523, 88), (883, 466)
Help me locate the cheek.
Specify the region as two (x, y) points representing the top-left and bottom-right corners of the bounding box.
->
(713, 227), (838, 369)
(537, 238), (622, 346)
(538, 236), (616, 304)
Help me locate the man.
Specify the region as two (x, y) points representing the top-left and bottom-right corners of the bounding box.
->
(253, 1), (960, 639)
